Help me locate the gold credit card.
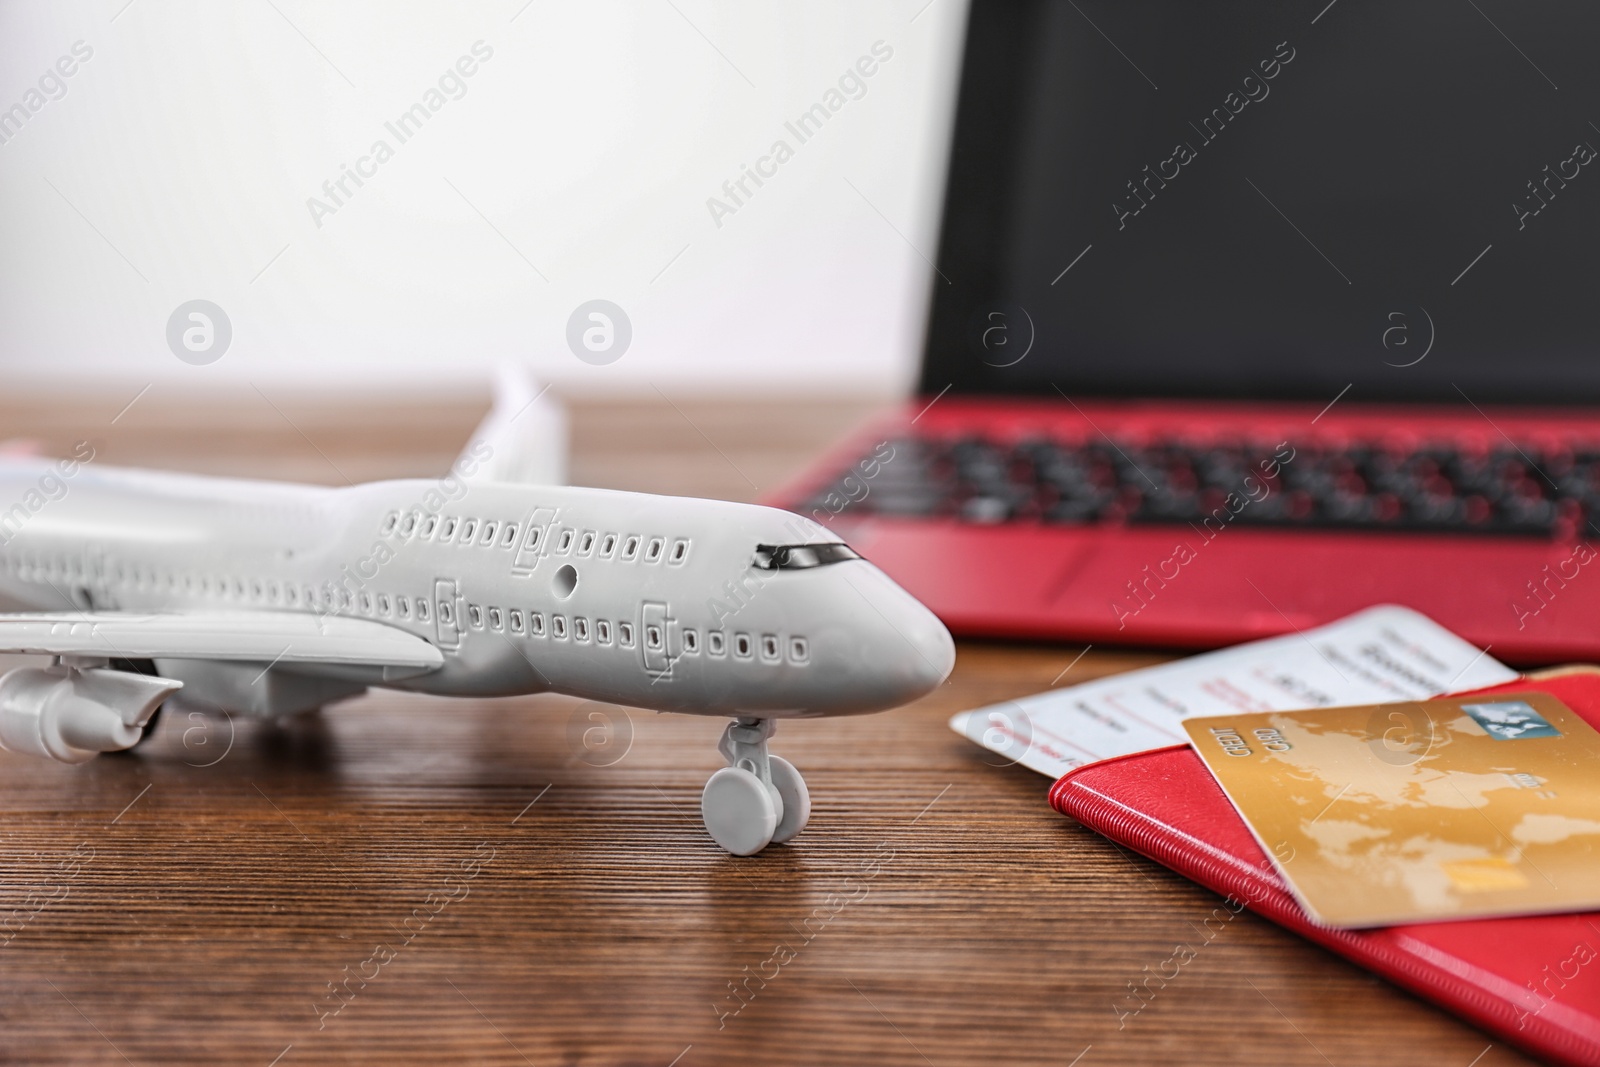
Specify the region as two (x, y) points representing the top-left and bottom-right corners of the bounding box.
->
(1183, 691), (1600, 928)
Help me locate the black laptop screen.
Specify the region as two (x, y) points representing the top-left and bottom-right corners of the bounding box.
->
(922, 1), (1600, 405)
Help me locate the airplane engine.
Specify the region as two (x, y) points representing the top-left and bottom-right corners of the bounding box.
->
(0, 666), (181, 764)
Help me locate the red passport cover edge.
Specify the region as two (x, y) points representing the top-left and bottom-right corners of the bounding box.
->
(1048, 672), (1600, 1067)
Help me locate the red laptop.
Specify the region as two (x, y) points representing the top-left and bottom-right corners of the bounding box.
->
(773, 0), (1600, 665)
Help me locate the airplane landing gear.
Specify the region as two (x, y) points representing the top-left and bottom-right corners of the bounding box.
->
(701, 718), (811, 856)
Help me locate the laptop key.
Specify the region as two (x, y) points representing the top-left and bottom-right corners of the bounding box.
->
(960, 496), (1015, 524)
(1043, 497), (1107, 524)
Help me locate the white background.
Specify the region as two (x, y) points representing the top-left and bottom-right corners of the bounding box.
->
(0, 0), (967, 395)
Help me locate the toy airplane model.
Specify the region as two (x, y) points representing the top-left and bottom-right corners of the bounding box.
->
(0, 374), (954, 854)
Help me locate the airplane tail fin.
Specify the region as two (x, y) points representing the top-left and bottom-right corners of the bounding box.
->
(456, 363), (568, 486)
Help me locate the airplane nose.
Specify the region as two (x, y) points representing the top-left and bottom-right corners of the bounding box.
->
(824, 563), (956, 712)
(895, 595), (957, 695)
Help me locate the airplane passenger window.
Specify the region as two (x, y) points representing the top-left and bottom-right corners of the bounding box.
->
(416, 598), (430, 621)
(553, 615), (568, 639)
(596, 620), (612, 644)
(420, 516), (438, 540)
(481, 521), (498, 545)
(400, 512), (418, 537)
(618, 622), (634, 647)
(575, 617), (589, 641)
(599, 534), (617, 558)
(377, 594), (391, 615)
(461, 519), (479, 542)
(734, 634), (752, 659)
(510, 609), (524, 634)
(440, 517), (459, 541)
(381, 511), (400, 534)
(621, 536), (640, 561)
(468, 604), (484, 629)
(670, 540), (689, 564)
(761, 635), (780, 661)
(438, 600), (452, 624)
(502, 524), (519, 547)
(708, 631), (725, 656)
(789, 637), (809, 664)
(360, 593), (373, 614)
(488, 607), (503, 631)
(646, 625), (661, 650)
(578, 531), (595, 556)
(683, 630), (698, 653)
(530, 612), (545, 636)
(399, 597), (412, 619)
(645, 538), (664, 563)
(557, 529), (574, 554)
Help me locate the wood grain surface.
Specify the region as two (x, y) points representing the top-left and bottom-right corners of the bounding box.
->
(0, 388), (1533, 1066)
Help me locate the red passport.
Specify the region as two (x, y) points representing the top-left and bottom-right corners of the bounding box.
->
(1049, 668), (1600, 1067)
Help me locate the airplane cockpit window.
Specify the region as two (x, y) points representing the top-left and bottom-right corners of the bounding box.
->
(751, 544), (861, 571)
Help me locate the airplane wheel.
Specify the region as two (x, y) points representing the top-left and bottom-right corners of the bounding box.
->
(768, 756), (811, 844)
(701, 766), (778, 856)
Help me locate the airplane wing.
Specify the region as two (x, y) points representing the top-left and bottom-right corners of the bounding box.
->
(0, 611), (443, 681)
(456, 361), (568, 487)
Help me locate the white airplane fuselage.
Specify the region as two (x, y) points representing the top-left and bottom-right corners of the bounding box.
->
(0, 454), (955, 720)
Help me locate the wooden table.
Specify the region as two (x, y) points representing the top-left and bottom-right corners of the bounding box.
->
(0, 389), (1532, 1066)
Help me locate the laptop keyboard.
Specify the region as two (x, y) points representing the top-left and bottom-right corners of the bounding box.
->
(800, 435), (1590, 538)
